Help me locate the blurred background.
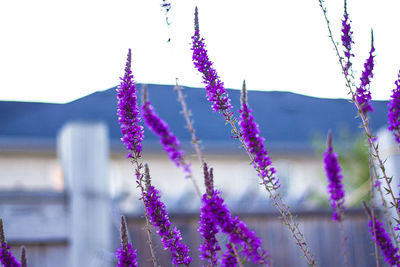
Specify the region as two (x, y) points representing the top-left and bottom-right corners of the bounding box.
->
(0, 84), (398, 266)
(2, 0), (400, 266)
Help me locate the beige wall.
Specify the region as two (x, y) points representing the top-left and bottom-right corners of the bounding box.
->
(110, 151), (325, 212)
(0, 152), (63, 191)
(0, 150), (326, 210)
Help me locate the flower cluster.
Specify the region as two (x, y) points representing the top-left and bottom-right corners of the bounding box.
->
(198, 165), (221, 265)
(198, 164), (270, 265)
(143, 172), (192, 266)
(191, 7), (233, 116)
(142, 87), (191, 175)
(388, 70), (400, 144)
(239, 82), (277, 187)
(369, 218), (400, 266)
(117, 49), (144, 159)
(221, 243), (238, 267)
(341, 3), (354, 75)
(355, 36), (375, 114)
(116, 243), (137, 267)
(323, 131), (345, 221)
(0, 243), (21, 267)
(0, 220), (21, 267)
(116, 216), (138, 267)
(198, 193), (221, 266)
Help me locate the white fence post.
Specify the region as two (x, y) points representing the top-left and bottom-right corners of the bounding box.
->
(58, 122), (113, 267)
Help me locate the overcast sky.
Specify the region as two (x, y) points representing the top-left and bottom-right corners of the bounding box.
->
(1, 0), (399, 103)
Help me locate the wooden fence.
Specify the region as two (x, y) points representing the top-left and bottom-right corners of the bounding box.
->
(126, 209), (379, 267)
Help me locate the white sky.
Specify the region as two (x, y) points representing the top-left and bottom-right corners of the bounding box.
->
(0, 0), (399, 103)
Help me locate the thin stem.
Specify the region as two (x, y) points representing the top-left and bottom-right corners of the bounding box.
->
(368, 145), (380, 267)
(133, 160), (159, 267)
(372, 153), (400, 250)
(318, 0), (400, 223)
(225, 116), (316, 266)
(338, 220), (349, 267)
(175, 80), (204, 164)
(230, 243), (244, 267)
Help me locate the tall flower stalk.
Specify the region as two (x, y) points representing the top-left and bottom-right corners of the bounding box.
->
(323, 131), (345, 222)
(388, 70), (400, 144)
(0, 219), (21, 267)
(323, 131), (349, 267)
(239, 80), (277, 188)
(143, 164), (192, 266)
(199, 163), (270, 266)
(116, 216), (138, 267)
(191, 7), (233, 117)
(341, 0), (354, 77)
(355, 32), (375, 115)
(141, 85), (192, 177)
(191, 8), (316, 265)
(117, 49), (144, 161)
(317, 0), (400, 229)
(117, 49), (158, 267)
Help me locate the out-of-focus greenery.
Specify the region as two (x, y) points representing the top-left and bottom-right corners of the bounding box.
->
(310, 129), (370, 208)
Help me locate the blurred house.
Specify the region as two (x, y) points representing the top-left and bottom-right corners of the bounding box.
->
(0, 84), (390, 266)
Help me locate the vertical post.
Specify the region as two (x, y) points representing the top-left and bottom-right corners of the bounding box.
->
(58, 122), (113, 267)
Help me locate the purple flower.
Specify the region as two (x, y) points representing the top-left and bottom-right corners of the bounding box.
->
(199, 193), (221, 266)
(116, 216), (138, 267)
(323, 131), (345, 221)
(143, 166), (192, 266)
(356, 32), (375, 114)
(369, 218), (400, 266)
(0, 220), (21, 267)
(220, 243), (238, 267)
(199, 164), (270, 265)
(198, 164), (221, 265)
(0, 243), (21, 267)
(191, 7), (233, 116)
(142, 87), (191, 175)
(117, 49), (144, 160)
(239, 81), (277, 187)
(388, 70), (400, 144)
(341, 2), (354, 75)
(116, 243), (137, 267)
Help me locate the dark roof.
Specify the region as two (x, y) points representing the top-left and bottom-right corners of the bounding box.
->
(0, 84), (389, 153)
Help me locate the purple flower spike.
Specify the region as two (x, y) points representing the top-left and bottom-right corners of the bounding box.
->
(324, 131), (345, 221)
(0, 243), (21, 267)
(198, 164), (221, 266)
(388, 70), (400, 144)
(356, 31), (375, 114)
(191, 7), (233, 116)
(341, 1), (354, 75)
(369, 218), (400, 266)
(0, 220), (21, 267)
(117, 49), (144, 160)
(116, 216), (138, 267)
(221, 243), (238, 267)
(239, 81), (277, 187)
(142, 86), (191, 175)
(200, 164), (270, 266)
(143, 165), (192, 266)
